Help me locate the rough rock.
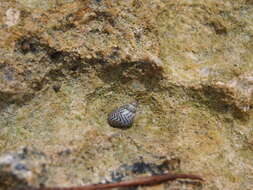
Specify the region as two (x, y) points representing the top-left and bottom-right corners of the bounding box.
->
(0, 0), (253, 190)
(0, 147), (47, 190)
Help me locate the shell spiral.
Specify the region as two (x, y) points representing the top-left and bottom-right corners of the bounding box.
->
(107, 102), (138, 128)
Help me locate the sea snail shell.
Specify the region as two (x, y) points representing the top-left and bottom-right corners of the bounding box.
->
(107, 102), (138, 128)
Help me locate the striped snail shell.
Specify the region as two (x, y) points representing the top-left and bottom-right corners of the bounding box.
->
(107, 102), (138, 128)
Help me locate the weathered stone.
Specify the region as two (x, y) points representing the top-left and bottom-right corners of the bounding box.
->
(0, 0), (253, 190)
(0, 147), (47, 190)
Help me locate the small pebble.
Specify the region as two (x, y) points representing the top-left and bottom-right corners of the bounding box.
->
(52, 83), (61, 92)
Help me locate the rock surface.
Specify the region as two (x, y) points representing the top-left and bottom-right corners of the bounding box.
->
(0, 147), (47, 190)
(0, 0), (253, 189)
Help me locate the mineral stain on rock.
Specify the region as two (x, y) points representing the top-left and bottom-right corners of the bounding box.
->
(110, 159), (178, 182)
(4, 8), (20, 27)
